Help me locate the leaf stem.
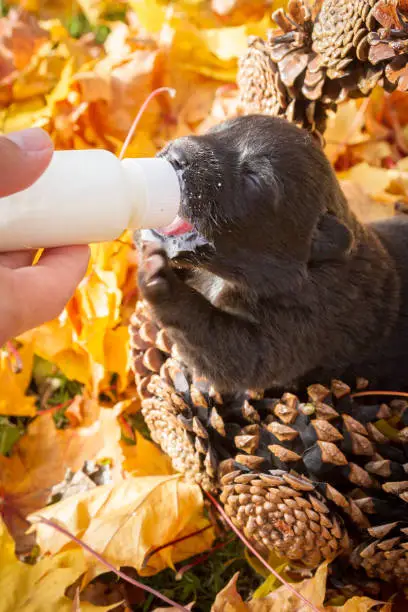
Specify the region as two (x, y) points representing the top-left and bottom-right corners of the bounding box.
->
(142, 524), (212, 569)
(119, 87), (176, 160)
(37, 400), (72, 415)
(33, 515), (190, 612)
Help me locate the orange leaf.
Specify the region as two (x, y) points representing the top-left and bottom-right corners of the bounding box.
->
(0, 343), (36, 417)
(0, 408), (122, 555)
(0, 7), (48, 74)
(102, 325), (130, 394)
(0, 516), (118, 612)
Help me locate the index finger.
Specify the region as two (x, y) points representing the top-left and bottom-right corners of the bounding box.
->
(1, 245), (90, 342)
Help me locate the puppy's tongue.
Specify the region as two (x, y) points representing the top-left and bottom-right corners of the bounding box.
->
(159, 215), (194, 236)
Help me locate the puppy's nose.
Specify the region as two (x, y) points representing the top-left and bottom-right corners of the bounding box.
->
(164, 143), (189, 171)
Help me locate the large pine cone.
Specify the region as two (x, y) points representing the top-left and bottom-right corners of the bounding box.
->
(238, 0), (408, 138)
(130, 300), (408, 585)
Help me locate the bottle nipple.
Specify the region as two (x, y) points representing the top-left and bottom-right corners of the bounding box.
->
(121, 157), (181, 230)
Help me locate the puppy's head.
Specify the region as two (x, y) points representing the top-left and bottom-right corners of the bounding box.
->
(144, 115), (354, 294)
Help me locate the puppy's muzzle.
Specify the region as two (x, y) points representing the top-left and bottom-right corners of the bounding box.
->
(137, 138), (214, 265)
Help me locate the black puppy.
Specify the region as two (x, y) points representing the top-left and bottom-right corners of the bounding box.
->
(138, 115), (408, 393)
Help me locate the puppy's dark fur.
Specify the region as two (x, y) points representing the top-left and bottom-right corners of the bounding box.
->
(138, 115), (408, 393)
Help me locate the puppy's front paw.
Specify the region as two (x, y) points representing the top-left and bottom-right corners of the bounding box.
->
(138, 243), (175, 303)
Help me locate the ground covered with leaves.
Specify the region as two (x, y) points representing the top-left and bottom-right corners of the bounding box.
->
(1, 1), (408, 610)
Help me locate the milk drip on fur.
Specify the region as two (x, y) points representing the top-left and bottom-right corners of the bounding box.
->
(0, 150), (181, 251)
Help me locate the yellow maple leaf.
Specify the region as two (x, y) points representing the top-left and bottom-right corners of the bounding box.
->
(102, 325), (131, 394)
(78, 268), (122, 323)
(73, 268), (127, 392)
(324, 100), (369, 164)
(20, 316), (92, 387)
(1, 97), (50, 133)
(338, 163), (394, 200)
(0, 517), (117, 612)
(127, 0), (168, 35)
(12, 44), (67, 102)
(130, 0), (275, 31)
(129, 0), (271, 84)
(76, 0), (109, 25)
(171, 12), (272, 81)
(45, 56), (76, 113)
(19, 0), (76, 21)
(90, 231), (135, 285)
(168, 19), (240, 82)
(341, 161), (408, 204)
(202, 15), (273, 63)
(201, 25), (252, 62)
(211, 0), (281, 23)
(340, 181), (395, 224)
(0, 13), (100, 134)
(0, 342), (36, 417)
(29, 474), (215, 577)
(121, 431), (175, 477)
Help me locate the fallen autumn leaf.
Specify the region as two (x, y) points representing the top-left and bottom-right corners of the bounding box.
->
(28, 474), (215, 577)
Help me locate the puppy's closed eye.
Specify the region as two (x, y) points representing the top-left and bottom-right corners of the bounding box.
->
(241, 157), (274, 194)
(243, 168), (262, 192)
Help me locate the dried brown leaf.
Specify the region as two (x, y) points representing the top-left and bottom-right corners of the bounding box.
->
(211, 563), (382, 611)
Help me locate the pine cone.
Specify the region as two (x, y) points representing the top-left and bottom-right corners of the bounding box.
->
(237, 0), (408, 139)
(312, 0), (380, 79)
(130, 300), (220, 490)
(367, 0), (408, 91)
(237, 0), (335, 136)
(219, 468), (351, 567)
(129, 300), (408, 585)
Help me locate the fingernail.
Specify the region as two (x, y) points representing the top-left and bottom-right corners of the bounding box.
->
(6, 128), (53, 152)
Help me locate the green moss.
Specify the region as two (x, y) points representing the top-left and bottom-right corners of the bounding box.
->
(138, 539), (262, 611)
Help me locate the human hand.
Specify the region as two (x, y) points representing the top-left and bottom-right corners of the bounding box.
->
(0, 128), (90, 346)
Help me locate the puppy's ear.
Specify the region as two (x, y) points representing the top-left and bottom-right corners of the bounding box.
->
(310, 212), (353, 262)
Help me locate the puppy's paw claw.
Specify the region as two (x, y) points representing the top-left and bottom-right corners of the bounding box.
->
(144, 252), (167, 284)
(139, 244), (173, 302)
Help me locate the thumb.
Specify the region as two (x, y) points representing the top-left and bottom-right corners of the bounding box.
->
(0, 128), (54, 197)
